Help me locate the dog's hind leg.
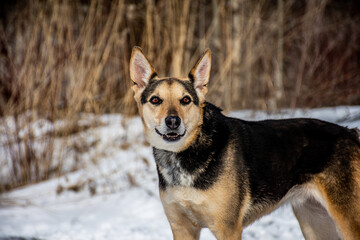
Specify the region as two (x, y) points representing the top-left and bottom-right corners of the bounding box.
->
(292, 198), (341, 240)
(312, 147), (360, 240)
(314, 187), (360, 240)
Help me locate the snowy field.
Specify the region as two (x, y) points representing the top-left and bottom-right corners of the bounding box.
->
(0, 106), (359, 240)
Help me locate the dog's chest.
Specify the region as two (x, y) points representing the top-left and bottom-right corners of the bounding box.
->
(161, 187), (216, 227)
(155, 152), (196, 187)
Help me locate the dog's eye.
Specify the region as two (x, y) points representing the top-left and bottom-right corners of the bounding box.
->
(180, 96), (191, 105)
(149, 96), (162, 105)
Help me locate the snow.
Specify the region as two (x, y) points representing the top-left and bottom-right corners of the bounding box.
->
(0, 106), (359, 240)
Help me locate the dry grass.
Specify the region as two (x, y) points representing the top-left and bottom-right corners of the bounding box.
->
(1, 0), (359, 116)
(0, 0), (359, 191)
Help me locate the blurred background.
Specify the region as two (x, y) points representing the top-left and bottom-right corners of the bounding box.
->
(0, 1), (360, 238)
(0, 0), (360, 193)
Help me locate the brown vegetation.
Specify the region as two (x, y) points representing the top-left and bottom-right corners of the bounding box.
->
(1, 0), (359, 116)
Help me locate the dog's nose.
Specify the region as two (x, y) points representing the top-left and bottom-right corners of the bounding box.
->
(165, 116), (181, 130)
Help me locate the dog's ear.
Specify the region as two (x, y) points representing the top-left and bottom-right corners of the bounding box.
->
(189, 49), (211, 96)
(130, 47), (157, 90)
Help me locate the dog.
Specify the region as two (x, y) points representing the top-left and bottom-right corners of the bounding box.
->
(130, 46), (360, 240)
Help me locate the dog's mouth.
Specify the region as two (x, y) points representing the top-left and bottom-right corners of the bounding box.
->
(155, 128), (186, 142)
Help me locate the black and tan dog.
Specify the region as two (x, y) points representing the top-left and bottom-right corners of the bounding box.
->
(130, 46), (360, 240)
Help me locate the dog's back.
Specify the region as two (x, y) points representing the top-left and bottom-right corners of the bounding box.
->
(238, 116), (360, 203)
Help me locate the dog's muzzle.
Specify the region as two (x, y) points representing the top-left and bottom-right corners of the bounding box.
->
(156, 116), (186, 142)
(155, 128), (186, 142)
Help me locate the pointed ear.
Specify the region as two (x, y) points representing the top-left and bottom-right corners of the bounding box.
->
(188, 49), (211, 95)
(130, 46), (157, 89)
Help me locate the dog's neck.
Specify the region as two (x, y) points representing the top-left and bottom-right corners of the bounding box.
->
(153, 102), (229, 189)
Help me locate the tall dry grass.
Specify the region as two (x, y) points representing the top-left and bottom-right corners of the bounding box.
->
(0, 0), (359, 191)
(1, 0), (359, 116)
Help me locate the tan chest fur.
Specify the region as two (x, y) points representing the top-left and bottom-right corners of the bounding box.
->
(161, 187), (222, 227)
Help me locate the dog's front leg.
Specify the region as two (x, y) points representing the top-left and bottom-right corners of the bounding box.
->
(209, 223), (243, 240)
(162, 202), (201, 240)
(169, 221), (201, 240)
(166, 211), (201, 240)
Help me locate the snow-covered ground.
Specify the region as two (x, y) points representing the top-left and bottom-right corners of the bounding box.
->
(0, 106), (359, 240)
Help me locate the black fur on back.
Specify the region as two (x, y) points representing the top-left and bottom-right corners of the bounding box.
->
(239, 117), (359, 203)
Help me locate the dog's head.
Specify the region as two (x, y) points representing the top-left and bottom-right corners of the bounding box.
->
(130, 47), (211, 152)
